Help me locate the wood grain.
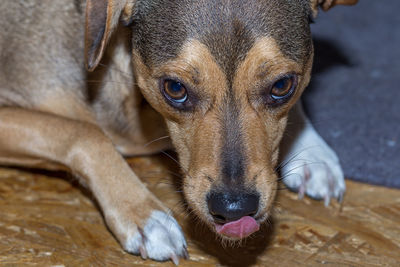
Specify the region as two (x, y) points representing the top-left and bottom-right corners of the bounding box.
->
(0, 155), (399, 266)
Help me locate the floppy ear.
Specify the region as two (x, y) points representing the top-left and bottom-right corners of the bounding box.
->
(85, 0), (135, 71)
(310, 0), (358, 18)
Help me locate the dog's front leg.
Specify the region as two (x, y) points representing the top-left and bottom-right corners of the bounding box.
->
(279, 102), (346, 205)
(0, 108), (187, 263)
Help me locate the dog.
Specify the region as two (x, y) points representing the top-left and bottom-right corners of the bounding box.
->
(0, 0), (357, 264)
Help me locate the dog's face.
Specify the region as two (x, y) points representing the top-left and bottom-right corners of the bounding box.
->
(85, 0), (356, 239)
(129, 0), (313, 238)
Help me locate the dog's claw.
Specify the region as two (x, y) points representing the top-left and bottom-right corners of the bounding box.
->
(324, 194), (331, 207)
(182, 247), (189, 260)
(298, 183), (305, 200)
(298, 165), (310, 200)
(338, 190), (344, 203)
(170, 253), (179, 266)
(139, 245), (147, 259)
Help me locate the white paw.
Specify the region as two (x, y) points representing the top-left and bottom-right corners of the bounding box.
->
(124, 211), (188, 265)
(281, 143), (345, 205)
(280, 104), (345, 205)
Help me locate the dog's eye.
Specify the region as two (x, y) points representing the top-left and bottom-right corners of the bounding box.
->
(163, 79), (188, 103)
(270, 75), (296, 101)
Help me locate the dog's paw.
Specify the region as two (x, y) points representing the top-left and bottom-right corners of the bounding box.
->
(124, 210), (188, 265)
(281, 123), (345, 206)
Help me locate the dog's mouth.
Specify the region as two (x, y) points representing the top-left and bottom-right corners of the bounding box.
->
(213, 216), (260, 239)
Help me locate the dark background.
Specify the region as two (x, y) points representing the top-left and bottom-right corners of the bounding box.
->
(303, 0), (400, 188)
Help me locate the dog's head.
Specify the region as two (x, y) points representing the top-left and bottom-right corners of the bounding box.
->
(85, 0), (357, 240)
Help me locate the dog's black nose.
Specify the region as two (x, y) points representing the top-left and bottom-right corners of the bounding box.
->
(207, 191), (259, 224)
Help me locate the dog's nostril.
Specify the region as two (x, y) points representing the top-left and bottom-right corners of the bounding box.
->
(211, 214), (227, 224)
(207, 191), (259, 224)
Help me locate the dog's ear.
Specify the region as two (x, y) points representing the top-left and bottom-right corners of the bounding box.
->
(85, 0), (135, 71)
(310, 0), (358, 18)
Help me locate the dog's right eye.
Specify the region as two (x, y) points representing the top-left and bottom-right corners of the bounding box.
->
(163, 79), (188, 104)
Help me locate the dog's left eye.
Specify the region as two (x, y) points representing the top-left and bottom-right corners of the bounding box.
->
(270, 75), (296, 101)
(163, 79), (188, 103)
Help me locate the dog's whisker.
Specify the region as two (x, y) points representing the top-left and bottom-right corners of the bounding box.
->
(275, 186), (290, 191)
(275, 145), (324, 172)
(141, 169), (183, 180)
(252, 166), (267, 183)
(138, 179), (185, 194)
(144, 135), (170, 147)
(277, 160), (328, 181)
(276, 147), (311, 172)
(276, 158), (309, 174)
(159, 150), (194, 180)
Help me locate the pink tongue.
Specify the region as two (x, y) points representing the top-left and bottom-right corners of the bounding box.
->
(215, 216), (260, 238)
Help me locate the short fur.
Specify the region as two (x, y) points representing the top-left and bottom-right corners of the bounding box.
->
(0, 0), (357, 263)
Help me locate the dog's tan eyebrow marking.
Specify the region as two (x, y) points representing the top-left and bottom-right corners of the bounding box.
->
(174, 64), (201, 85)
(155, 41), (219, 87)
(234, 37), (303, 97)
(156, 39), (228, 103)
(155, 64), (200, 84)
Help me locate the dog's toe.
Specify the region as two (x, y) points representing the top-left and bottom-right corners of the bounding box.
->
(124, 210), (187, 264)
(281, 139), (346, 204)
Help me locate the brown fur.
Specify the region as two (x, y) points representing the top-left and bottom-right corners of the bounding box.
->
(0, 0), (357, 259)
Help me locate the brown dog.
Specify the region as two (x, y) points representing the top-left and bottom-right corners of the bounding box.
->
(0, 0), (357, 264)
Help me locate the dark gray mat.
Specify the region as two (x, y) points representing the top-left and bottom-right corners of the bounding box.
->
(303, 0), (400, 188)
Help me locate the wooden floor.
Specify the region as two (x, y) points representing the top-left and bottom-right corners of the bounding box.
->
(0, 155), (399, 266)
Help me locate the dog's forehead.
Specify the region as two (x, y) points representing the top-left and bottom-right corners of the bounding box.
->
(132, 0), (312, 75)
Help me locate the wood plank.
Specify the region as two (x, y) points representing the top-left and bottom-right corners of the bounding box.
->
(0, 155), (399, 266)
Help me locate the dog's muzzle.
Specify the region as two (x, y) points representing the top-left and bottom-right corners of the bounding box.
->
(207, 191), (260, 238)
